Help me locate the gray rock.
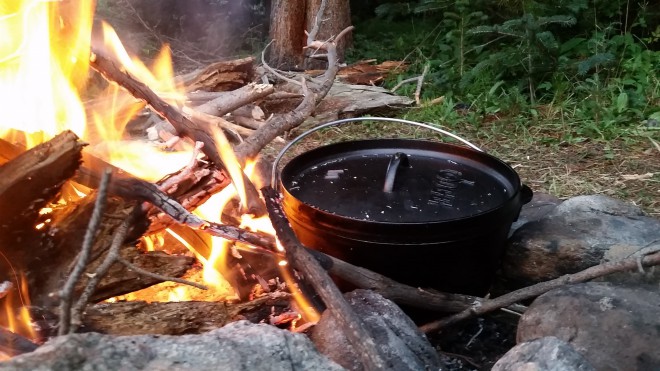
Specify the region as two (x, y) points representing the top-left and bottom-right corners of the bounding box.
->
(517, 282), (660, 371)
(309, 289), (442, 371)
(0, 321), (342, 371)
(492, 336), (595, 371)
(500, 195), (660, 289)
(509, 192), (562, 235)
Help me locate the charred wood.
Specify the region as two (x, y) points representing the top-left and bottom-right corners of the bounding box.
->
(0, 131), (84, 232)
(79, 293), (291, 336)
(262, 186), (387, 370)
(0, 327), (38, 357)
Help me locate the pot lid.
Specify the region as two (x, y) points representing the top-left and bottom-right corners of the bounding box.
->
(280, 139), (520, 223)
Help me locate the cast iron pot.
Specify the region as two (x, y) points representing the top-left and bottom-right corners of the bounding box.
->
(273, 118), (532, 296)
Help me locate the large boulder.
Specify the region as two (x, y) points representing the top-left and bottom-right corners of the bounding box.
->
(492, 336), (595, 371)
(309, 289), (443, 370)
(517, 282), (660, 371)
(0, 321), (342, 371)
(500, 195), (660, 289)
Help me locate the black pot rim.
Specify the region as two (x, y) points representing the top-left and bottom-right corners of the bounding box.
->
(280, 138), (525, 225)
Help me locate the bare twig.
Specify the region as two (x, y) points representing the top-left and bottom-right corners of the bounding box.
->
(390, 76), (421, 93)
(391, 63), (430, 105)
(415, 63), (430, 105)
(109, 176), (276, 250)
(58, 169), (112, 335)
(116, 257), (208, 290)
(70, 209), (133, 332)
(420, 245), (660, 333)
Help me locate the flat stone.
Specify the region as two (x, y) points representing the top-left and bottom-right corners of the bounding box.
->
(0, 321), (342, 371)
(309, 289), (443, 371)
(517, 282), (660, 371)
(492, 336), (595, 371)
(500, 195), (660, 289)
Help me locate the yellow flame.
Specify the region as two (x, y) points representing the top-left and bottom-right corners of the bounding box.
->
(0, 0), (92, 147)
(0, 273), (36, 343)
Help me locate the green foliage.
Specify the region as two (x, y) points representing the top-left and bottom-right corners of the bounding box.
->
(350, 0), (660, 141)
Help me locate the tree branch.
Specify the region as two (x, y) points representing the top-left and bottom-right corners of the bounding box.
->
(58, 169), (111, 335)
(261, 186), (387, 370)
(420, 244), (660, 333)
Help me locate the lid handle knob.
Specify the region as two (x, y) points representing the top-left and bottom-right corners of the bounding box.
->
(383, 152), (409, 193)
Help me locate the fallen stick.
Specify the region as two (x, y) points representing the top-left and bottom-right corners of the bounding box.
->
(194, 83), (274, 117)
(420, 245), (660, 333)
(262, 186), (387, 370)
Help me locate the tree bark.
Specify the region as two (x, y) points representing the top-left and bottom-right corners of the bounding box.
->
(268, 0), (306, 69)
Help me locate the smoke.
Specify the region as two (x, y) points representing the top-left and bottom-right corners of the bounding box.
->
(97, 0), (269, 68)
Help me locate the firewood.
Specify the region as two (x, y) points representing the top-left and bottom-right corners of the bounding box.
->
(89, 49), (266, 216)
(79, 292), (291, 336)
(178, 57), (256, 92)
(0, 131), (84, 232)
(193, 83), (274, 117)
(261, 186), (387, 370)
(0, 327), (38, 357)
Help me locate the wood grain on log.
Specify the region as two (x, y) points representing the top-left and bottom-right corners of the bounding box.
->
(80, 292), (291, 335)
(0, 131), (84, 231)
(180, 57), (256, 93)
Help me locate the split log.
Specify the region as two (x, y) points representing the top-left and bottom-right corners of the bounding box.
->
(31, 196), (146, 308)
(85, 250), (194, 303)
(0, 131), (84, 232)
(178, 56), (256, 93)
(263, 79), (414, 120)
(79, 292), (291, 336)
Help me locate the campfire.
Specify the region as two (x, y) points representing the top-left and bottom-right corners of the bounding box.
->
(0, 0), (344, 357)
(1, 2), (439, 367)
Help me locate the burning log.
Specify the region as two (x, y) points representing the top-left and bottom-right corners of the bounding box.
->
(262, 187), (388, 370)
(78, 292), (291, 336)
(0, 327), (38, 358)
(89, 49), (266, 216)
(0, 131), (84, 232)
(0, 132), (85, 287)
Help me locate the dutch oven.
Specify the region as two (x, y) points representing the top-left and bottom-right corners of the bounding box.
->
(273, 118), (532, 296)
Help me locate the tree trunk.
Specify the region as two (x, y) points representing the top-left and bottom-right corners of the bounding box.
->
(268, 0), (352, 70)
(304, 0), (352, 69)
(268, 0), (306, 69)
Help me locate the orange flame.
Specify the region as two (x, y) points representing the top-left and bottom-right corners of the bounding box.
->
(1, 0), (320, 335)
